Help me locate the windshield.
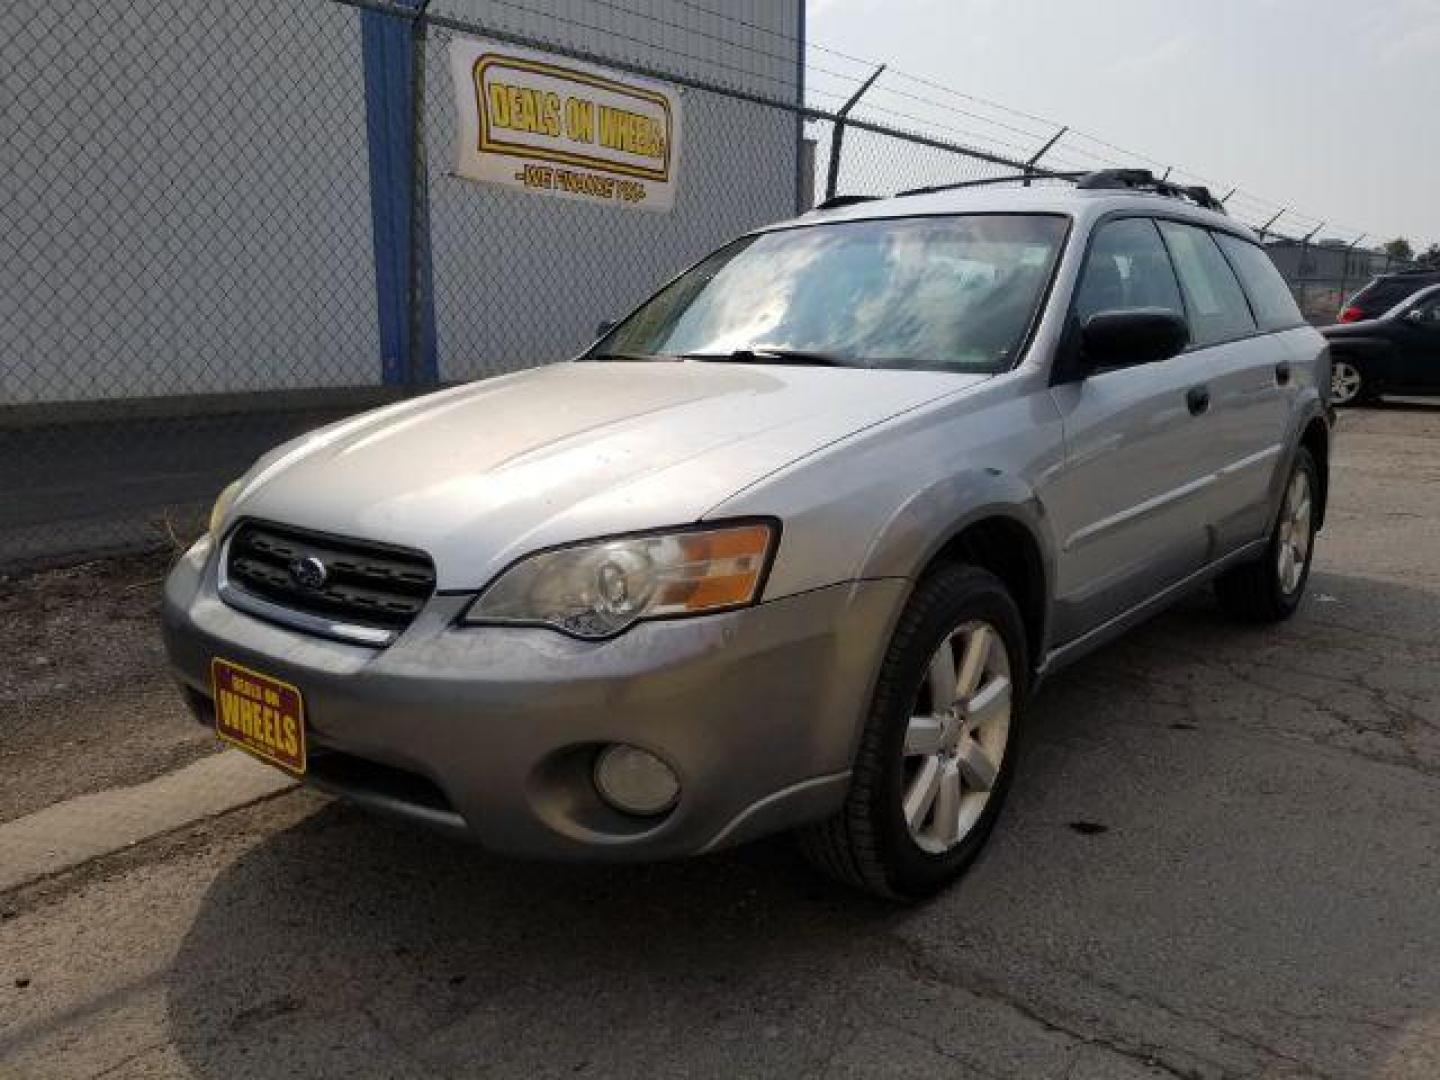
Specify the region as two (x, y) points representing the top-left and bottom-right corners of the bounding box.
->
(593, 214), (1068, 373)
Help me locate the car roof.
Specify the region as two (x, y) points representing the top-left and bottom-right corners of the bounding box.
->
(767, 185), (1259, 243)
(1375, 270), (1440, 282)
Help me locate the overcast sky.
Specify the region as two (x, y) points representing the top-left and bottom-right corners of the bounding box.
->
(807, 0), (1440, 247)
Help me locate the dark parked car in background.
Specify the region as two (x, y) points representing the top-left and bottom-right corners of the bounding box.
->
(1323, 283), (1440, 404)
(1338, 271), (1440, 323)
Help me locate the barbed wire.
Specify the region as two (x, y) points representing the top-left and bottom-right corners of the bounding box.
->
(578, 0), (1392, 248)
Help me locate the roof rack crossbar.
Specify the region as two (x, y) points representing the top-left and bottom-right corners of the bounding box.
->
(1074, 169), (1227, 213)
(815, 168), (1232, 216)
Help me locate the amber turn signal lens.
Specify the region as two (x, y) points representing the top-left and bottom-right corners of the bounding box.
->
(657, 523), (774, 613)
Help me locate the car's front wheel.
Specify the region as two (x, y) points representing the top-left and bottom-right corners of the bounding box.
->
(799, 564), (1026, 900)
(1329, 358), (1367, 406)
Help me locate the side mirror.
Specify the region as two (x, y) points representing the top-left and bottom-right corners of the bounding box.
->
(1080, 309), (1189, 372)
(1404, 308), (1425, 325)
(595, 319), (618, 339)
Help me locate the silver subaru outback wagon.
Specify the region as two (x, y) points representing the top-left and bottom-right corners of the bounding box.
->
(163, 170), (1332, 899)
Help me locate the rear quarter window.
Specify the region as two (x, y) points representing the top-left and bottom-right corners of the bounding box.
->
(1214, 233), (1304, 331)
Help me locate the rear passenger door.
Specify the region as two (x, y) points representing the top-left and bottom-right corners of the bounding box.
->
(1209, 231), (1313, 538)
(1046, 216), (1223, 645)
(1156, 221), (1287, 553)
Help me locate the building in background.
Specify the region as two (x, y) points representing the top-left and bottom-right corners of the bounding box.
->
(1, 0), (805, 406)
(1264, 237), (1390, 325)
(0, 0), (804, 566)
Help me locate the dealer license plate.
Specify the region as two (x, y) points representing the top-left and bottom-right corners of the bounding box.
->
(210, 658), (307, 775)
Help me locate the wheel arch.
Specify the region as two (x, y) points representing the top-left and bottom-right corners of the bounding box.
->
(1266, 401), (1331, 537)
(1298, 415), (1330, 530)
(855, 463), (1057, 677)
(914, 512), (1049, 679)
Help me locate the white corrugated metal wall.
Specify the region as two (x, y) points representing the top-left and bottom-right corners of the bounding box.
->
(0, 0), (803, 402)
(0, 1), (381, 403)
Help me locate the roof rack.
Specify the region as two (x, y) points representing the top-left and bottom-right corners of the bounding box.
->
(1074, 169), (1226, 213)
(895, 171), (1084, 198)
(813, 167), (1228, 215)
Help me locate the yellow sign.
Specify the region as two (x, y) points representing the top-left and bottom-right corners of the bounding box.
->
(210, 657), (306, 775)
(449, 37), (683, 212)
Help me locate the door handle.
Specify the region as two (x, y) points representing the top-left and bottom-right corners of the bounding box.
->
(1275, 362), (1292, 386)
(1186, 385), (1211, 416)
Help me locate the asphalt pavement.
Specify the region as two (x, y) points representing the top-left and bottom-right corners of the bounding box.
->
(2, 403), (1438, 1079)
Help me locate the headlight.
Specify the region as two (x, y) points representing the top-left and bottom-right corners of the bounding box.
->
(208, 479), (243, 537)
(462, 521), (777, 638)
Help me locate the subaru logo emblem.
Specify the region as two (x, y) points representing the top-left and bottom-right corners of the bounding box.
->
(289, 555), (329, 590)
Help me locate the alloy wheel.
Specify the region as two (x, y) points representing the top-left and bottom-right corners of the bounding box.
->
(1276, 469), (1314, 595)
(1330, 361), (1362, 405)
(902, 620), (1012, 854)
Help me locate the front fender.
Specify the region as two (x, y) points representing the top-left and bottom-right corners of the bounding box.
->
(707, 371), (1065, 645)
(858, 469), (1056, 593)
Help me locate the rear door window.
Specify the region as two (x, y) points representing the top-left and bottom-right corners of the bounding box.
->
(1364, 281), (1432, 312)
(1213, 233), (1304, 331)
(1157, 221), (1258, 346)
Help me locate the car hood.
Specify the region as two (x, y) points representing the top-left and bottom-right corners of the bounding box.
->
(232, 361), (981, 590)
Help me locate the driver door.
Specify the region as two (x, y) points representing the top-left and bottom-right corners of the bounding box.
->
(1044, 216), (1221, 645)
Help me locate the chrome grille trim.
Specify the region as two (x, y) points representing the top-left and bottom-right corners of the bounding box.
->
(218, 521), (436, 647)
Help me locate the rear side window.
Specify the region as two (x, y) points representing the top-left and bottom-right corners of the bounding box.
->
(1213, 233), (1304, 331)
(1361, 280), (1430, 311)
(1416, 291), (1440, 323)
(1157, 221), (1257, 346)
(1074, 217), (1184, 324)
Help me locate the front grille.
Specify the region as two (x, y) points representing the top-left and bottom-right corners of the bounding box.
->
(225, 520), (436, 637)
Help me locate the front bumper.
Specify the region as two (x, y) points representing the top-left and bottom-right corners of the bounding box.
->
(161, 538), (905, 860)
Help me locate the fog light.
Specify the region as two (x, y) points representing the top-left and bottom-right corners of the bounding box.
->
(593, 744), (679, 816)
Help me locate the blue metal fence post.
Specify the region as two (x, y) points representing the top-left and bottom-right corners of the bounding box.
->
(361, 0), (437, 387)
(793, 0), (806, 214)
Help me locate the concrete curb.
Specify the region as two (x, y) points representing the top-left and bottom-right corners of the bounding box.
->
(0, 750), (296, 893)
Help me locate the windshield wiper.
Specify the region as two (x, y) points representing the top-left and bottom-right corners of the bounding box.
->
(684, 347), (860, 368)
(586, 351), (679, 362)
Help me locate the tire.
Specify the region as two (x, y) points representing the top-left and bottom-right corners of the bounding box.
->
(1329, 358), (1368, 407)
(798, 564), (1028, 901)
(1214, 448), (1318, 623)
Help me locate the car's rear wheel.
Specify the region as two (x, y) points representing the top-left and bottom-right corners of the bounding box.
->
(1214, 448), (1318, 623)
(798, 564), (1026, 900)
(1330, 359), (1366, 406)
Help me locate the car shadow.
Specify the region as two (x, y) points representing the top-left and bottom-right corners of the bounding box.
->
(162, 806), (912, 1077)
(162, 570), (1440, 1078)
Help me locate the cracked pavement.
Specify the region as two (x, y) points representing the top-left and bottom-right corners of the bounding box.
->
(2, 403), (1439, 1079)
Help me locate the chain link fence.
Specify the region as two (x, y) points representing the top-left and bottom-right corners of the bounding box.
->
(2, 0), (386, 567)
(1259, 237), (1400, 325)
(0, 0), (1383, 571)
